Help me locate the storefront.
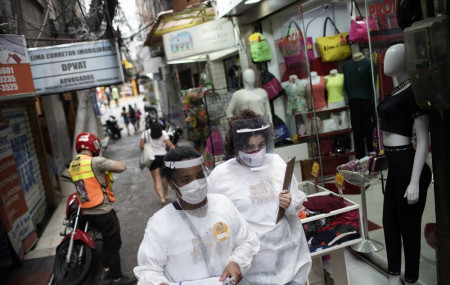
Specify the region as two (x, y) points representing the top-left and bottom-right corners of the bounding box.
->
(216, 0), (448, 283)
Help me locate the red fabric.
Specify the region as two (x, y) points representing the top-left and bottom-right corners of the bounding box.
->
(378, 52), (394, 100)
(303, 194), (347, 213)
(309, 58), (339, 77)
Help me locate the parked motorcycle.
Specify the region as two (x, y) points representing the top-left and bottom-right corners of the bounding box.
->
(166, 120), (183, 146)
(53, 176), (97, 285)
(104, 115), (122, 139)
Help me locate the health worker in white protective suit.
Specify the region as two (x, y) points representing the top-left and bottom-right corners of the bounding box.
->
(134, 146), (260, 285)
(208, 109), (312, 285)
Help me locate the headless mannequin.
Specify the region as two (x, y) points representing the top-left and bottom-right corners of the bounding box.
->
(281, 74), (308, 113)
(343, 52), (376, 158)
(306, 71), (326, 111)
(310, 71), (320, 85)
(353, 52), (364, 61)
(226, 69), (272, 122)
(381, 44), (431, 285)
(325, 69), (346, 108)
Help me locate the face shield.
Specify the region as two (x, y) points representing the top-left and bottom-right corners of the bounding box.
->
(232, 116), (274, 170)
(164, 157), (210, 205)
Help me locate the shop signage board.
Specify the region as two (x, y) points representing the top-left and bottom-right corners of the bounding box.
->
(212, 0), (243, 19)
(28, 39), (124, 95)
(0, 34), (35, 98)
(2, 108), (47, 226)
(163, 18), (236, 61)
(0, 121), (37, 262)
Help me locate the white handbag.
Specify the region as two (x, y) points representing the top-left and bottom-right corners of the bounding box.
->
(139, 131), (155, 170)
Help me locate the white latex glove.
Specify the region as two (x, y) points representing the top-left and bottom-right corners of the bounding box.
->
(403, 183), (419, 204)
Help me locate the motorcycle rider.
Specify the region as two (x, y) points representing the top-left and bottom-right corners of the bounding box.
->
(68, 132), (136, 285)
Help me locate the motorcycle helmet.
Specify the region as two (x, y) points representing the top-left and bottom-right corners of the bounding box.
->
(75, 132), (101, 156)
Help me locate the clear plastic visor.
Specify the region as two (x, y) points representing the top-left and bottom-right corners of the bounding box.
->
(165, 157), (209, 188)
(232, 116), (274, 169)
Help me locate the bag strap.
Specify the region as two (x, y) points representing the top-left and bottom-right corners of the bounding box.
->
(323, 17), (340, 36)
(350, 0), (364, 19)
(286, 20), (302, 36)
(175, 203), (214, 275)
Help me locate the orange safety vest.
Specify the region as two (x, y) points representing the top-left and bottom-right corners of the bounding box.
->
(68, 154), (115, 208)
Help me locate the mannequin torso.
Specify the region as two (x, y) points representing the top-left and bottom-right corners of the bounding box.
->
(325, 69), (345, 107)
(281, 75), (308, 113)
(306, 71), (326, 110)
(226, 69), (272, 122)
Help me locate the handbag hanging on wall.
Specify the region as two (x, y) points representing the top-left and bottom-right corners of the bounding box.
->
(261, 70), (283, 100)
(316, 17), (352, 62)
(276, 20), (306, 65)
(348, 0), (378, 44)
(249, 32), (272, 63)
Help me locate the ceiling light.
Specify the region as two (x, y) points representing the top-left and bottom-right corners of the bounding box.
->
(245, 0), (262, 4)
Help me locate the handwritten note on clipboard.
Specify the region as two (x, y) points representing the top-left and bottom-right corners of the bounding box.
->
(276, 156), (296, 223)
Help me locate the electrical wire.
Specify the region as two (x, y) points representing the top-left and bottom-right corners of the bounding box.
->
(34, 0), (51, 47)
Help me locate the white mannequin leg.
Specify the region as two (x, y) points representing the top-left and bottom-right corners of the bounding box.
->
(389, 274), (402, 285)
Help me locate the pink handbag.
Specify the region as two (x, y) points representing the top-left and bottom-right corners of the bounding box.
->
(306, 37), (315, 61)
(348, 0), (378, 44)
(206, 128), (224, 155)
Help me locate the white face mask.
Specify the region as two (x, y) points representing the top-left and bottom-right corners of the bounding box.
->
(238, 147), (266, 167)
(174, 178), (208, 204)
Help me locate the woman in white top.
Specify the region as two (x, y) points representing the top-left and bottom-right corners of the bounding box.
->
(208, 109), (311, 285)
(134, 146), (260, 285)
(140, 121), (175, 206)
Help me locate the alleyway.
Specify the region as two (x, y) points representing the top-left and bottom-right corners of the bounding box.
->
(82, 95), (178, 283)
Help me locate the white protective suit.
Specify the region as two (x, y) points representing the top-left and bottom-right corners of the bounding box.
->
(134, 194), (260, 285)
(208, 154), (312, 284)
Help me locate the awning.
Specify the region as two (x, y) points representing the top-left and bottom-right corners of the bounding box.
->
(144, 6), (216, 46)
(166, 47), (238, 65)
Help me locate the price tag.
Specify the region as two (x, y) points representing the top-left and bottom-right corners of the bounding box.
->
(311, 162), (320, 178)
(335, 173), (345, 197)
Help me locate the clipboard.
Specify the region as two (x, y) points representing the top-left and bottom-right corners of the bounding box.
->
(277, 156), (296, 223)
(282, 156), (296, 193)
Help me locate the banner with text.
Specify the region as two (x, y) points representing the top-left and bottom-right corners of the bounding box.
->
(0, 34), (35, 97)
(28, 40), (124, 95)
(0, 121), (37, 262)
(163, 18), (236, 61)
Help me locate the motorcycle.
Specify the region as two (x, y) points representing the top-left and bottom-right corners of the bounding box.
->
(53, 175), (97, 285)
(166, 120), (183, 146)
(104, 115), (122, 139)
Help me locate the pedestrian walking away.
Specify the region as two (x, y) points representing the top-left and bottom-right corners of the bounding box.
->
(68, 132), (137, 285)
(133, 146), (260, 285)
(128, 104), (138, 133)
(122, 107), (130, 136)
(140, 122), (175, 206)
(135, 104), (142, 131)
(112, 85), (120, 107)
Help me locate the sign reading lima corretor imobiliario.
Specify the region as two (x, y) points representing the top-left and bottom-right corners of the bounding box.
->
(28, 40), (124, 95)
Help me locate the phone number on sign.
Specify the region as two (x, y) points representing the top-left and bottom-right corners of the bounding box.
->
(1, 83), (19, 92)
(0, 75), (16, 83)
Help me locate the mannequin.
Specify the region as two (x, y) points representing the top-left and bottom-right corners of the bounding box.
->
(305, 71), (326, 111)
(377, 44), (432, 285)
(281, 74), (308, 114)
(325, 69), (346, 108)
(226, 69), (272, 122)
(343, 52), (377, 158)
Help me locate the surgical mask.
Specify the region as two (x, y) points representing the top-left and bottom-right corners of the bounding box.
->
(174, 178), (208, 204)
(238, 147), (266, 167)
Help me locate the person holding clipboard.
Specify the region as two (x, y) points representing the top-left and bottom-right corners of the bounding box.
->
(208, 109), (311, 285)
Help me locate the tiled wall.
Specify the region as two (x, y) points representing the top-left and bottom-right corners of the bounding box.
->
(209, 61), (228, 92)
